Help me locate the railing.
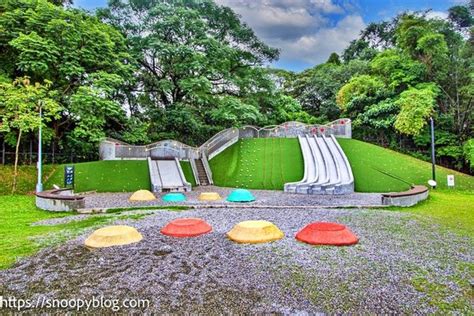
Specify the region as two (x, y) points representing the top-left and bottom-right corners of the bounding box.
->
(100, 138), (200, 160)
(99, 119), (352, 161)
(199, 128), (239, 160)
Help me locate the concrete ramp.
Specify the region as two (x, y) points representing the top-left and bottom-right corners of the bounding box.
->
(148, 158), (191, 192)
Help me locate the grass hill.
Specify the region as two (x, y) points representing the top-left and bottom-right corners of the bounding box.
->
(43, 160), (196, 192)
(1, 138), (472, 194)
(338, 139), (474, 192)
(209, 138), (473, 192)
(209, 138), (303, 190)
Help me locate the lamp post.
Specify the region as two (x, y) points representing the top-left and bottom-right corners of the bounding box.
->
(430, 116), (436, 188)
(36, 103), (43, 193)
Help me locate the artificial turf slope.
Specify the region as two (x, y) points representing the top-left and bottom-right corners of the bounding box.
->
(338, 138), (474, 192)
(210, 138), (474, 192)
(10, 138), (472, 193)
(209, 138), (304, 190)
(45, 160), (150, 192)
(43, 160), (196, 193)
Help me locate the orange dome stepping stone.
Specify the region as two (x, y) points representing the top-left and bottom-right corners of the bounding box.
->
(161, 218), (212, 237)
(296, 222), (358, 246)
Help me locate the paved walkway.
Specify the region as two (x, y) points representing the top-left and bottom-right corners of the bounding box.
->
(83, 186), (382, 209)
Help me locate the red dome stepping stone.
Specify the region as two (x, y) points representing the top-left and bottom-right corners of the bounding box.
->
(296, 222), (358, 246)
(161, 218), (212, 238)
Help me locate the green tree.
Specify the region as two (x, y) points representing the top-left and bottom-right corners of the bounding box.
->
(0, 0), (134, 158)
(394, 84), (439, 135)
(97, 0), (287, 144)
(0, 77), (60, 193)
(326, 52), (341, 65)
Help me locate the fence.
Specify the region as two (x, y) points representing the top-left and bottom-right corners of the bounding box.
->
(0, 151), (77, 165)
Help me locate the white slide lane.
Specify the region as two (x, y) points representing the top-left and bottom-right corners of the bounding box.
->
(316, 136), (339, 186)
(156, 160), (184, 188)
(284, 134), (354, 194)
(285, 136), (315, 192)
(330, 135), (353, 185)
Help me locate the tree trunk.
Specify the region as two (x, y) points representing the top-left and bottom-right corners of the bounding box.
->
(52, 139), (55, 164)
(29, 136), (33, 165)
(1, 138), (5, 165)
(12, 129), (22, 194)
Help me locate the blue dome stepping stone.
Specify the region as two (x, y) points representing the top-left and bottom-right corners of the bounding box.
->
(162, 193), (186, 202)
(226, 189), (255, 202)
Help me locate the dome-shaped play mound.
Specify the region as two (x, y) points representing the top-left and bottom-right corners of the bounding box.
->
(296, 222), (358, 246)
(84, 225), (143, 248)
(161, 218), (212, 237)
(162, 193), (186, 202)
(226, 189), (255, 202)
(129, 190), (156, 202)
(198, 192), (222, 201)
(227, 220), (284, 244)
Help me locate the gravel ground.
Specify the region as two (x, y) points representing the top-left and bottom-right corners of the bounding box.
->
(1, 207), (472, 314)
(83, 186), (383, 209)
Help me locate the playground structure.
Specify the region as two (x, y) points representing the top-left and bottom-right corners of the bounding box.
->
(161, 218), (212, 238)
(284, 135), (354, 194)
(99, 119), (353, 195)
(148, 158), (191, 192)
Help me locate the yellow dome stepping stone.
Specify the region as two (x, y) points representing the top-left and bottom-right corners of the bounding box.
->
(198, 192), (222, 201)
(129, 190), (156, 201)
(227, 220), (284, 244)
(85, 225), (143, 248)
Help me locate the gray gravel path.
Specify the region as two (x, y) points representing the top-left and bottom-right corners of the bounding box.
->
(83, 186), (382, 209)
(1, 207), (472, 314)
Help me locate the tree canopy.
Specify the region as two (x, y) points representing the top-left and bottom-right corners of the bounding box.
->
(0, 0), (472, 174)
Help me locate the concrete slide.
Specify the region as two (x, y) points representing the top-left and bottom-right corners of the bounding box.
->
(148, 157), (191, 192)
(284, 136), (316, 193)
(284, 135), (354, 195)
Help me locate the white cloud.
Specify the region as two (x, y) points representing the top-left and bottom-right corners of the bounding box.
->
(216, 0), (365, 67)
(425, 10), (449, 20)
(216, 0), (340, 39)
(275, 15), (365, 64)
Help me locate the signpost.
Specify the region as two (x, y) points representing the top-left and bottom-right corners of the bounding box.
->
(64, 165), (75, 189)
(447, 175), (455, 188)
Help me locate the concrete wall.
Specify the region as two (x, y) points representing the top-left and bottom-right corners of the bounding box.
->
(382, 190), (429, 207)
(35, 189), (85, 212)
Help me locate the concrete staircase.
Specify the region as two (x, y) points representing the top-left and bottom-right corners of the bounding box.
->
(195, 158), (210, 186)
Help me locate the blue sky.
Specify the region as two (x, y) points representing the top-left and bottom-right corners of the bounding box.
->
(74, 0), (459, 71)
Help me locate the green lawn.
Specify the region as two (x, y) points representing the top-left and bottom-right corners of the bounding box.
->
(44, 160), (151, 192)
(0, 195), (141, 269)
(209, 138), (304, 190)
(393, 190), (474, 238)
(338, 138), (474, 192)
(180, 160), (197, 186)
(0, 195), (187, 269)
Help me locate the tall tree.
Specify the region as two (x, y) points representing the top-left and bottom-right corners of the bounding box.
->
(97, 0), (290, 144)
(0, 77), (60, 193)
(0, 0), (134, 158)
